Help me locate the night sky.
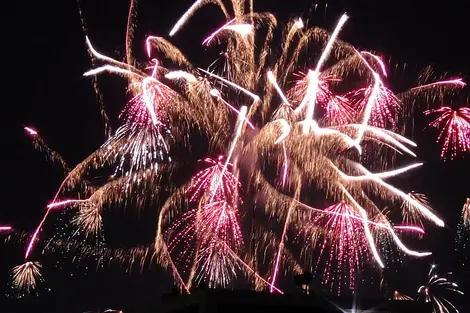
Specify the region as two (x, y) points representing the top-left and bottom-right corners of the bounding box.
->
(1, 0), (469, 312)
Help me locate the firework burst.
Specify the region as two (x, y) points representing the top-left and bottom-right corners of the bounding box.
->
(461, 198), (470, 226)
(393, 290), (413, 300)
(418, 265), (464, 313)
(372, 209), (404, 267)
(425, 106), (470, 160)
(455, 198), (470, 273)
(10, 262), (44, 294)
(96, 61), (174, 179)
(300, 202), (371, 294)
(289, 72), (356, 126)
(349, 83), (401, 130)
(8, 0), (463, 295)
(23, 126), (69, 172)
(0, 226), (13, 232)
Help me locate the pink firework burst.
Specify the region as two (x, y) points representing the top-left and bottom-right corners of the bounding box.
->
(100, 60), (174, 177)
(289, 72), (355, 125)
(349, 83), (401, 129)
(187, 156), (241, 203)
(166, 200), (243, 287)
(301, 202), (370, 294)
(166, 156), (243, 287)
(424, 106), (470, 160)
(462, 198), (470, 227)
(119, 60), (174, 127)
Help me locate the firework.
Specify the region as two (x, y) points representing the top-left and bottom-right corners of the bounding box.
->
(349, 83), (401, 130)
(168, 107), (247, 288)
(418, 265), (463, 313)
(91, 58), (174, 179)
(9, 0), (461, 295)
(455, 198), (470, 272)
(300, 202), (371, 294)
(10, 262), (44, 294)
(373, 210), (404, 267)
(0, 225), (12, 232)
(186, 156), (241, 203)
(425, 106), (470, 160)
(393, 290), (413, 300)
(462, 198), (470, 226)
(401, 192), (433, 227)
(24, 126), (70, 172)
(166, 156), (243, 288)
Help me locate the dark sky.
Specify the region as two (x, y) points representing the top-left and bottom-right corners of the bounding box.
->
(1, 0), (469, 312)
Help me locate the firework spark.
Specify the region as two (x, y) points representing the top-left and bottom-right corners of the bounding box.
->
(98, 60), (173, 178)
(418, 264), (463, 313)
(289, 73), (356, 126)
(0, 225), (12, 232)
(393, 290), (413, 300)
(187, 156), (240, 203)
(24, 126), (69, 172)
(10, 262), (43, 293)
(301, 202), (371, 294)
(425, 106), (470, 160)
(350, 84), (401, 130)
(462, 198), (470, 227)
(165, 108), (247, 288)
(24, 127), (38, 136)
(166, 156), (243, 288)
(455, 198), (470, 272)
(401, 192), (433, 227)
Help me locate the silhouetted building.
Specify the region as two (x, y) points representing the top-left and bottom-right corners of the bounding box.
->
(160, 289), (430, 313)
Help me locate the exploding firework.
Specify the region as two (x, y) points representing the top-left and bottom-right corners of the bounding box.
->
(23, 127), (69, 172)
(393, 290), (413, 301)
(401, 192), (433, 227)
(0, 226), (12, 232)
(418, 265), (463, 313)
(455, 198), (470, 272)
(9, 262), (44, 294)
(373, 209), (404, 267)
(289, 72), (356, 126)
(424, 106), (470, 161)
(166, 156), (243, 288)
(88, 57), (174, 179)
(83, 309), (123, 313)
(300, 202), (370, 294)
(7, 0), (464, 295)
(461, 198), (470, 227)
